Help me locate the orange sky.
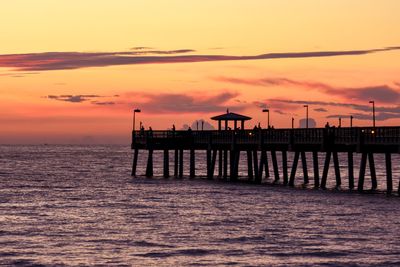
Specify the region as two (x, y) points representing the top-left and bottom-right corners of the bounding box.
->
(1, 1), (400, 144)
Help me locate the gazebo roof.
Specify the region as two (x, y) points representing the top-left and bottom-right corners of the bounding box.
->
(211, 111), (252, 121)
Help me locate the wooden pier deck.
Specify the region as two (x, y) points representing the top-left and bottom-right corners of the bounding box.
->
(131, 127), (400, 194)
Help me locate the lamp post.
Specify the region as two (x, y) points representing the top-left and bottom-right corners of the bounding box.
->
(262, 108), (270, 128)
(350, 115), (353, 128)
(304, 105), (309, 128)
(369, 100), (375, 128)
(291, 117), (294, 129)
(338, 117), (342, 128)
(133, 108), (141, 132)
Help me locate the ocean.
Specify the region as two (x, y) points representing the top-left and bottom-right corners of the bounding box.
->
(1, 145), (400, 266)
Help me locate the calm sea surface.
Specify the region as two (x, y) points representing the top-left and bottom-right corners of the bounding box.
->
(1, 145), (400, 266)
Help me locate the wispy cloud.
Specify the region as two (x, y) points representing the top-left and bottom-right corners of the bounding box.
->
(46, 94), (118, 104)
(91, 101), (115, 106)
(270, 99), (400, 121)
(1, 46), (399, 71)
(216, 76), (400, 104)
(129, 91), (245, 114)
(314, 108), (328, 112)
(327, 112), (400, 121)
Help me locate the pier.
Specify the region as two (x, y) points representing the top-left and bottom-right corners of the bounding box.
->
(131, 112), (400, 194)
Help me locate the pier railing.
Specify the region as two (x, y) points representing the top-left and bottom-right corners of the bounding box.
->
(132, 126), (400, 150)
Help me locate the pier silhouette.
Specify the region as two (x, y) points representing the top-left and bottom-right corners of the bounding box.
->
(131, 112), (400, 194)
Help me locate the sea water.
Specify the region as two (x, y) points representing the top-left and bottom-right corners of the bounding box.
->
(1, 145), (400, 266)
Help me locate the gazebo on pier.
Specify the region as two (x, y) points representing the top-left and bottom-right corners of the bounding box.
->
(211, 110), (252, 130)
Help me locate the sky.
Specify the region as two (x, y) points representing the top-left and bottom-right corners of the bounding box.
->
(1, 1), (400, 144)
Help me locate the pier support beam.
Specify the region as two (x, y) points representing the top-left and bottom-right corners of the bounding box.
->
(234, 150), (240, 180)
(210, 149), (217, 179)
(301, 151), (309, 185)
(163, 150), (169, 178)
(253, 150), (260, 183)
(258, 150), (267, 183)
(174, 150), (178, 177)
(289, 151), (300, 186)
(321, 152), (331, 190)
(207, 149), (212, 179)
(265, 151), (270, 178)
(333, 152), (341, 188)
(218, 149), (223, 178)
(368, 153), (377, 190)
(131, 148), (139, 177)
(190, 149), (195, 178)
(312, 151), (319, 188)
(247, 150), (253, 180)
(271, 150), (279, 182)
(348, 152), (354, 190)
(145, 149), (154, 178)
(358, 153), (367, 192)
(179, 149), (184, 178)
(282, 151), (288, 185)
(223, 150), (228, 179)
(385, 153), (392, 194)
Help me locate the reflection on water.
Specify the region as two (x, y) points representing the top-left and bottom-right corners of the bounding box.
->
(0, 145), (400, 266)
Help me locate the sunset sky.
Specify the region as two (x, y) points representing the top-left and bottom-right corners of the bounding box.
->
(1, 1), (400, 144)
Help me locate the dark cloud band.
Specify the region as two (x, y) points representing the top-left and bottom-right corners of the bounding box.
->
(1, 46), (399, 71)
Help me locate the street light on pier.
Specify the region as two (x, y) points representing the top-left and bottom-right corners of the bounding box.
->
(369, 100), (375, 128)
(339, 117), (342, 127)
(304, 105), (309, 128)
(291, 117), (294, 129)
(132, 108), (141, 132)
(262, 108), (270, 128)
(350, 115), (353, 128)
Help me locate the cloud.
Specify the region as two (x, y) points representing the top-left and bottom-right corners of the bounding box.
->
(299, 118), (317, 128)
(214, 76), (334, 90)
(130, 48), (196, 54)
(181, 119), (215, 130)
(47, 94), (103, 103)
(327, 112), (400, 121)
(91, 101), (115, 105)
(1, 46), (399, 71)
(130, 91), (245, 114)
(274, 110), (288, 115)
(253, 101), (267, 109)
(314, 108), (328, 112)
(130, 46), (153, 50)
(216, 76), (400, 104)
(46, 94), (119, 104)
(270, 99), (400, 122)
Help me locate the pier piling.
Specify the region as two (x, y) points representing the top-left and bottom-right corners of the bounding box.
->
(145, 149), (154, 177)
(282, 151), (288, 185)
(289, 151), (300, 186)
(358, 153), (367, 192)
(271, 150), (279, 182)
(333, 152), (341, 188)
(368, 153), (377, 190)
(131, 148), (139, 177)
(348, 152), (354, 190)
(163, 150), (169, 178)
(132, 126), (400, 194)
(321, 152), (331, 189)
(190, 149), (195, 178)
(312, 151), (319, 188)
(385, 153), (392, 194)
(301, 151), (309, 184)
